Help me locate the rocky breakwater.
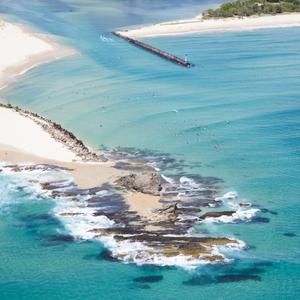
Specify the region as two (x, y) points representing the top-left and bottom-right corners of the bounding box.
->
(0, 103), (106, 162)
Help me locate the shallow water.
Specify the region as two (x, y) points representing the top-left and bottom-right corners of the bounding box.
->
(1, 0), (300, 299)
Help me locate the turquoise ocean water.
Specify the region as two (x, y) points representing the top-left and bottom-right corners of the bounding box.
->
(0, 0), (300, 299)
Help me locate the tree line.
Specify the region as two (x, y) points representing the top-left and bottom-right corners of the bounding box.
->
(203, 0), (300, 18)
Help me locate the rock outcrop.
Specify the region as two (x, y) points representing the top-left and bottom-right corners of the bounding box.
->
(115, 172), (162, 196)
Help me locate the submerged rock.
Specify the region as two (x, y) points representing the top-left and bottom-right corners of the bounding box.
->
(283, 232), (297, 237)
(133, 275), (163, 283)
(217, 274), (261, 283)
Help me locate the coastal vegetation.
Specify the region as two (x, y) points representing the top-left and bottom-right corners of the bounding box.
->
(203, 0), (300, 18)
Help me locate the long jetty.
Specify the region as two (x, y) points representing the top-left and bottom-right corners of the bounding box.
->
(113, 31), (194, 68)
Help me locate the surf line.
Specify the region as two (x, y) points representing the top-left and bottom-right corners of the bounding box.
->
(112, 31), (194, 68)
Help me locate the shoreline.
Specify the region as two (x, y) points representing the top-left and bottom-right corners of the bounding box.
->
(0, 18), (76, 90)
(118, 13), (300, 38)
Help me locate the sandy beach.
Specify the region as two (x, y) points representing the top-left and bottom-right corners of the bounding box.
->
(119, 13), (300, 38)
(0, 19), (75, 90)
(0, 106), (78, 162)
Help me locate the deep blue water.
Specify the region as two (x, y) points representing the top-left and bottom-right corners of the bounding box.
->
(0, 0), (300, 299)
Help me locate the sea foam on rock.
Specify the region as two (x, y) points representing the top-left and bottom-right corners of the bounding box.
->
(0, 155), (257, 269)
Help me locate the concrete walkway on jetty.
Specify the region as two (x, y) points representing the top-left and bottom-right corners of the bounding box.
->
(113, 31), (194, 68)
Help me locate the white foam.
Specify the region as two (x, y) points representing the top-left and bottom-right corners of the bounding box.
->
(179, 176), (207, 191)
(99, 34), (114, 42)
(224, 191), (239, 199)
(161, 174), (175, 184)
(98, 236), (224, 270)
(146, 161), (160, 171)
(202, 208), (259, 224)
(57, 212), (115, 240)
(215, 191), (239, 201)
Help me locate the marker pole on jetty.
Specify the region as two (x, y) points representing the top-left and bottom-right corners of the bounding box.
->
(113, 31), (194, 68)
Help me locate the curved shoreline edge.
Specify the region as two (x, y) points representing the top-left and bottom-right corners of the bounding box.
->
(0, 18), (76, 90)
(0, 104), (105, 162)
(118, 13), (300, 38)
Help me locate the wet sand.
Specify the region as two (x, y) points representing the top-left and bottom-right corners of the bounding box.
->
(0, 144), (119, 186)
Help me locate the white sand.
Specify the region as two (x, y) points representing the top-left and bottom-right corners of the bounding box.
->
(0, 19), (78, 162)
(120, 13), (300, 38)
(0, 107), (78, 162)
(0, 19), (75, 89)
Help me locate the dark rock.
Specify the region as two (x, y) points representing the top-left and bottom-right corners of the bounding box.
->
(260, 208), (278, 215)
(251, 216), (270, 223)
(24, 214), (53, 221)
(253, 261), (273, 267)
(99, 249), (119, 262)
(199, 211), (235, 220)
(216, 274), (261, 283)
(12, 167), (22, 172)
(173, 205), (201, 214)
(283, 232), (297, 237)
(183, 276), (215, 286)
(46, 234), (75, 243)
(238, 202), (252, 208)
(131, 284), (151, 289)
(133, 275), (163, 283)
(154, 203), (178, 216)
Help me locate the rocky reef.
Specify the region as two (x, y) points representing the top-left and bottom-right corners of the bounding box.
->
(0, 104), (259, 267)
(0, 160), (248, 267)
